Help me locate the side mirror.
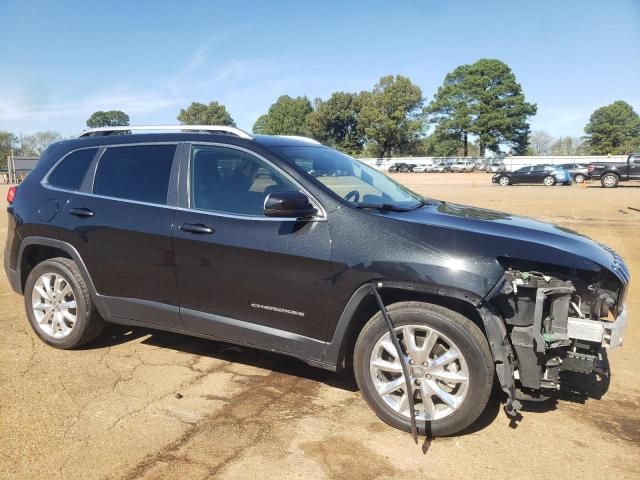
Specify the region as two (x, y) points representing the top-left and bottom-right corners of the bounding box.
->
(264, 191), (317, 218)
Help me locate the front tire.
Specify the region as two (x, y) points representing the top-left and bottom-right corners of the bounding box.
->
(574, 173), (585, 183)
(498, 176), (510, 186)
(353, 302), (494, 436)
(24, 257), (104, 349)
(601, 173), (619, 188)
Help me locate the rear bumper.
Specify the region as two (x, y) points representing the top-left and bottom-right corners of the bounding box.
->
(4, 254), (22, 294)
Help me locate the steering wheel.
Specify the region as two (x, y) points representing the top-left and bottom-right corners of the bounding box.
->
(344, 190), (360, 203)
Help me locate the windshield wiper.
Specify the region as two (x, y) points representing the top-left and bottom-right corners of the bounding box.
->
(355, 203), (411, 212)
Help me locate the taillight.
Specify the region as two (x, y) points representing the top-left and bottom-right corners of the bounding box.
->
(7, 186), (17, 204)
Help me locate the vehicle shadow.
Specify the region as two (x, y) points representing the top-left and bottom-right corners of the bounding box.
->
(495, 184), (573, 187)
(586, 184), (640, 188)
(87, 323), (359, 393)
(456, 383), (502, 436)
(88, 324), (506, 435)
(85, 324), (612, 433)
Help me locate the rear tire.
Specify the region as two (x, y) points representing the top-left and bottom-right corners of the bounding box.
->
(601, 173), (619, 188)
(24, 257), (104, 349)
(353, 302), (494, 436)
(543, 175), (556, 186)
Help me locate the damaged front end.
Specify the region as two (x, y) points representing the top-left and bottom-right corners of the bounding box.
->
(489, 262), (629, 404)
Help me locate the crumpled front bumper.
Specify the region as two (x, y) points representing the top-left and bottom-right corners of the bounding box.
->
(567, 306), (628, 349)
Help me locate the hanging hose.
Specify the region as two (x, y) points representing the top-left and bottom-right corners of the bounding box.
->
(369, 283), (418, 443)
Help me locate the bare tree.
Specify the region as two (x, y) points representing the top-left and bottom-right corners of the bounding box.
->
(20, 130), (63, 156)
(529, 130), (554, 156)
(550, 136), (585, 155)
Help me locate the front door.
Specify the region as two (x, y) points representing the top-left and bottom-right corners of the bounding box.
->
(172, 144), (332, 358)
(530, 165), (549, 183)
(512, 166), (532, 182)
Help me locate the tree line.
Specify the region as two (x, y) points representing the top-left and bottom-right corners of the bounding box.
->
(529, 100), (640, 156)
(2, 58), (639, 168)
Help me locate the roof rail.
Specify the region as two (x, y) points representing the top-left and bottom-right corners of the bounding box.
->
(78, 125), (253, 139)
(276, 135), (322, 145)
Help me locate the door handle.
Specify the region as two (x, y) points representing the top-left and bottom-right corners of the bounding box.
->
(69, 207), (94, 218)
(179, 223), (214, 234)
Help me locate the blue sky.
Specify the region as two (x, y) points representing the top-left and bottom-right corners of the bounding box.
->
(1, 0), (638, 137)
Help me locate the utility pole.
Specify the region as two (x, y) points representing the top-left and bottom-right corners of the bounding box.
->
(9, 148), (15, 184)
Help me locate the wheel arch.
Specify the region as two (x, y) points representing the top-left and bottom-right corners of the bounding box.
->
(322, 280), (490, 372)
(17, 237), (108, 316)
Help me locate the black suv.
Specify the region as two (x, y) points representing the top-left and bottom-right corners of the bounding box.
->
(4, 126), (630, 436)
(388, 162), (413, 173)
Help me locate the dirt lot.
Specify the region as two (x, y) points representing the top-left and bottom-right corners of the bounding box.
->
(1, 174), (639, 479)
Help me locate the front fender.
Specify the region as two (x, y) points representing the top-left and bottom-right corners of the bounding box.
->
(321, 278), (498, 367)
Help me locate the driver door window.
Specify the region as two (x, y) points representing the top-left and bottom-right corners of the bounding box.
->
(190, 146), (296, 216)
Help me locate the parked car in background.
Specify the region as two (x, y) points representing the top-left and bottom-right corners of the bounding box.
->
(486, 162), (506, 173)
(388, 162), (413, 173)
(493, 164), (572, 186)
(413, 163), (434, 173)
(433, 162), (450, 173)
(450, 160), (475, 172)
(588, 153), (640, 188)
(559, 163), (589, 183)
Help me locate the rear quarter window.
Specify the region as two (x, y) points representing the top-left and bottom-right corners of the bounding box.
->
(93, 144), (176, 204)
(47, 148), (98, 190)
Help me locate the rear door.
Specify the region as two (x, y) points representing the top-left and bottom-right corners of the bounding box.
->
(530, 165), (549, 183)
(172, 143), (332, 358)
(59, 143), (183, 329)
(629, 154), (640, 179)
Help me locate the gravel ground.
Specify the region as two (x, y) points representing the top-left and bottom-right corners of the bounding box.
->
(0, 174), (638, 479)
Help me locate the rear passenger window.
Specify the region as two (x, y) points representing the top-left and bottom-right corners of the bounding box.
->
(93, 144), (176, 204)
(47, 148), (98, 190)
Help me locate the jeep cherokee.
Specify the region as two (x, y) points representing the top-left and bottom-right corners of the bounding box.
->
(4, 125), (630, 436)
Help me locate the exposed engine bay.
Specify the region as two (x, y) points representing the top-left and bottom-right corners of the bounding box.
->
(490, 268), (628, 401)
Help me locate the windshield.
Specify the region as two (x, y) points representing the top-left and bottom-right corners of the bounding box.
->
(273, 146), (424, 208)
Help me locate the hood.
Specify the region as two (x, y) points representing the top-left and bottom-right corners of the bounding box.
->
(382, 200), (624, 280)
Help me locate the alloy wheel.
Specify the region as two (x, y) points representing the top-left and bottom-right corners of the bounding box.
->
(543, 176), (555, 186)
(369, 324), (470, 422)
(602, 175), (617, 187)
(31, 272), (77, 339)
